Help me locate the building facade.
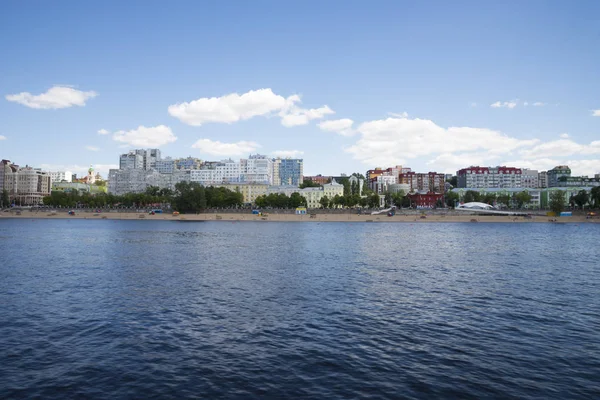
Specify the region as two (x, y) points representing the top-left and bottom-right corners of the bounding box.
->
(397, 171), (445, 193)
(521, 169), (539, 188)
(547, 165), (571, 187)
(457, 166), (522, 188)
(48, 171), (73, 183)
(538, 171), (548, 188)
(276, 158), (303, 186)
(0, 161), (51, 205)
(266, 179), (345, 208)
(406, 192), (444, 208)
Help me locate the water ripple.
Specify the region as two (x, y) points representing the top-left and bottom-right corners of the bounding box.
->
(0, 219), (599, 399)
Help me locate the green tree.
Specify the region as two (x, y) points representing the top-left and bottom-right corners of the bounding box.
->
(482, 192), (497, 205)
(299, 180), (322, 188)
(1, 189), (9, 208)
(591, 186), (600, 208)
(368, 193), (380, 208)
(384, 192), (392, 207)
(549, 190), (566, 214)
(359, 197), (368, 207)
(463, 190), (481, 203)
(497, 193), (511, 208)
(445, 191), (459, 208)
(173, 182), (206, 213)
(514, 191), (532, 208)
(319, 195), (329, 209)
(572, 190), (589, 208)
(339, 177), (351, 196)
(447, 176), (458, 187)
(289, 192), (307, 208)
(391, 191), (405, 207)
(145, 186), (160, 196)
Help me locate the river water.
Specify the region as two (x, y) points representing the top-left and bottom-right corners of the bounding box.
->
(0, 219), (599, 399)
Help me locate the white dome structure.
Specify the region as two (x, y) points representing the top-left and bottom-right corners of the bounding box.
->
(456, 202), (497, 210)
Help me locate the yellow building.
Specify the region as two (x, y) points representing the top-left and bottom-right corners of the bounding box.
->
(217, 183), (268, 204)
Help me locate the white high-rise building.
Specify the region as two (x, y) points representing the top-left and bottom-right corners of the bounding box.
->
(521, 169), (539, 188)
(119, 149), (161, 170)
(48, 171), (73, 183)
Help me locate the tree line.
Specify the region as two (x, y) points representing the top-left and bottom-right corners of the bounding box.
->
(40, 183), (244, 212)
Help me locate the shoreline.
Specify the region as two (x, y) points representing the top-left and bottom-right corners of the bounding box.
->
(1, 212), (597, 224)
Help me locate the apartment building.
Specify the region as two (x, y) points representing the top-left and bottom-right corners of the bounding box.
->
(48, 171), (73, 183)
(521, 169), (539, 188)
(457, 166), (522, 188)
(0, 160), (51, 205)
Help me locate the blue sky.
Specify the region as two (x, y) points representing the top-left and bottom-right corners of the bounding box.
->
(1, 0), (599, 177)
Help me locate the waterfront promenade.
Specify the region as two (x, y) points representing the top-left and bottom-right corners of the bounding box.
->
(1, 210), (596, 223)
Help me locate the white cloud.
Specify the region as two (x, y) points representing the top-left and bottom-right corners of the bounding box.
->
(317, 118), (355, 136)
(524, 101), (529, 106)
(40, 163), (118, 178)
(0, 135), (6, 140)
(490, 100), (518, 109)
(5, 86), (97, 109)
(470, 102), (477, 108)
(169, 88), (285, 126)
(279, 95), (334, 127)
(518, 139), (600, 159)
(85, 146), (100, 152)
(592, 109), (600, 117)
(168, 88), (332, 127)
(345, 117), (538, 167)
(97, 129), (110, 135)
(560, 133), (570, 139)
(426, 152), (502, 174)
(191, 139), (260, 156)
(388, 111), (409, 118)
(533, 102), (546, 106)
(272, 150), (304, 158)
(112, 125), (177, 148)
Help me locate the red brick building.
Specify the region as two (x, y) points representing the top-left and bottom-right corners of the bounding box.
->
(406, 192), (444, 208)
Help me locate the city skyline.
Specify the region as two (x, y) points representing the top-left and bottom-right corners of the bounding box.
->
(1, 1), (600, 178)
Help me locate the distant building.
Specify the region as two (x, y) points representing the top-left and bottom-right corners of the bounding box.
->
(547, 165), (571, 187)
(521, 169), (539, 188)
(546, 165), (600, 187)
(52, 182), (107, 195)
(119, 149), (161, 170)
(304, 175), (330, 185)
(275, 158), (303, 186)
(48, 170), (73, 183)
(348, 175), (364, 195)
(155, 158), (175, 174)
(457, 166), (522, 188)
(538, 171), (548, 188)
(217, 183), (268, 205)
(108, 169), (190, 195)
(0, 160), (51, 205)
(398, 171), (445, 193)
(266, 179), (344, 208)
(406, 192), (444, 208)
(175, 157), (203, 170)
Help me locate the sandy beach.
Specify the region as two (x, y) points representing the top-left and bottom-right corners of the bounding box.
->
(1, 210), (596, 223)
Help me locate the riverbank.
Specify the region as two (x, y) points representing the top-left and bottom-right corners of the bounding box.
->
(1, 211), (596, 223)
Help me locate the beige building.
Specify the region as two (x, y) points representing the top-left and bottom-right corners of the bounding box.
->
(268, 179), (344, 208)
(217, 183), (268, 205)
(0, 160), (51, 205)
